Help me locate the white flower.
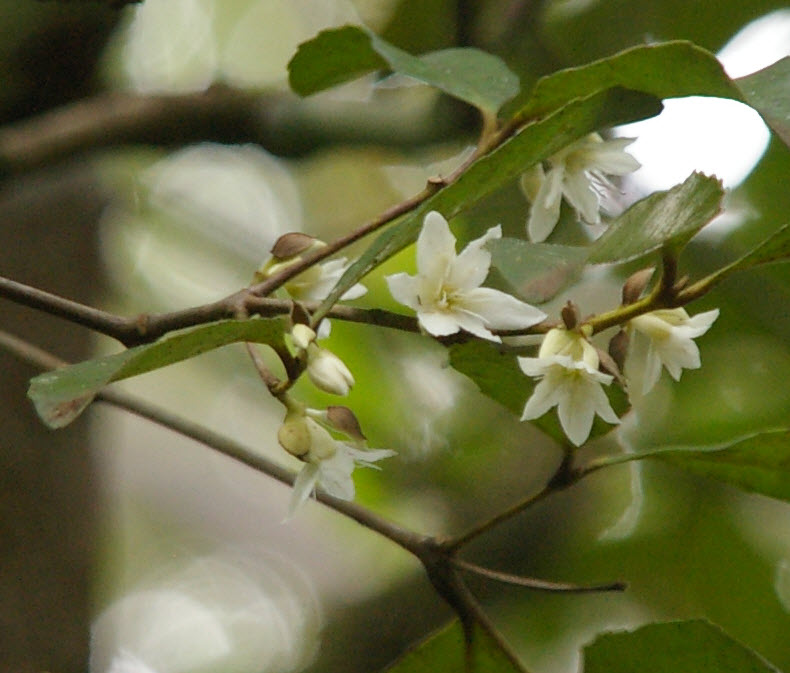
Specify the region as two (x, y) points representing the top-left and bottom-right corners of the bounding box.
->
(521, 133), (640, 242)
(278, 408), (395, 515)
(628, 307), (719, 394)
(259, 235), (367, 303)
(519, 328), (619, 446)
(283, 258), (367, 303)
(385, 211), (547, 342)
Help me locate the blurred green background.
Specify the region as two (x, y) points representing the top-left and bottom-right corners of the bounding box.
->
(0, 1), (789, 672)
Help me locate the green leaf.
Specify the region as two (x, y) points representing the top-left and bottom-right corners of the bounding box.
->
(721, 223), (790, 274)
(508, 41), (738, 121)
(288, 25), (519, 113)
(736, 57), (790, 147)
(587, 172), (724, 264)
(409, 48), (521, 114)
(448, 341), (626, 446)
(487, 239), (588, 304)
(28, 318), (285, 429)
(317, 87), (661, 316)
(287, 26), (388, 96)
(383, 620), (527, 673)
(507, 43), (790, 149)
(657, 430), (790, 503)
(584, 620), (780, 673)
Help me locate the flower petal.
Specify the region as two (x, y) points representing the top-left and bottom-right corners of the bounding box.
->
(517, 356), (552, 378)
(317, 450), (356, 500)
(588, 138), (641, 175)
(451, 310), (499, 342)
(557, 377), (597, 446)
(288, 463), (320, 517)
(521, 375), (562, 420)
(418, 309), (461, 337)
(386, 272), (420, 311)
(458, 287), (547, 331)
(340, 282), (368, 301)
(591, 381), (620, 425)
(417, 211), (456, 284)
(448, 225), (501, 291)
(527, 168), (563, 242)
(562, 168), (600, 224)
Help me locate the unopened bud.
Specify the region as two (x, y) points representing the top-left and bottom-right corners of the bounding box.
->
(608, 329), (630, 373)
(277, 411), (312, 458)
(291, 324), (317, 350)
(622, 268), (654, 305)
(561, 301), (580, 329)
(270, 233), (324, 260)
(597, 345), (624, 383)
(307, 344), (354, 396)
(326, 405), (366, 442)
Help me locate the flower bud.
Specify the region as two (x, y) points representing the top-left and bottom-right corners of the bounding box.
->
(326, 405), (366, 442)
(277, 410), (312, 458)
(561, 301), (580, 329)
(306, 344), (354, 396)
(621, 268), (654, 305)
(270, 233), (324, 260)
(539, 327), (599, 370)
(291, 324), (316, 350)
(608, 329), (630, 373)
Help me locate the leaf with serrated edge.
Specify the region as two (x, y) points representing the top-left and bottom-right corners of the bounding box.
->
(288, 25), (519, 113)
(28, 318), (284, 429)
(587, 172), (723, 264)
(584, 620), (780, 673)
(508, 41), (737, 121)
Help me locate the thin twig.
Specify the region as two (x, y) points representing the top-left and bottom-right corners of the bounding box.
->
(0, 326), (431, 556)
(451, 575), (532, 673)
(452, 557), (626, 593)
(446, 452), (579, 550)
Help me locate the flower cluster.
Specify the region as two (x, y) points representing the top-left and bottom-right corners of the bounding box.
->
(521, 133), (640, 242)
(277, 400), (395, 515)
(270, 130), (721, 509)
(518, 306), (718, 445)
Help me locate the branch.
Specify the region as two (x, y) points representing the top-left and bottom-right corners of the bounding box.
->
(0, 274), (427, 345)
(446, 452), (580, 550)
(0, 87), (266, 174)
(0, 273), (554, 347)
(0, 85), (471, 176)
(0, 327), (429, 557)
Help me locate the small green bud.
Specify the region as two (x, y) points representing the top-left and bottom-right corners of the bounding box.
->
(277, 411), (311, 458)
